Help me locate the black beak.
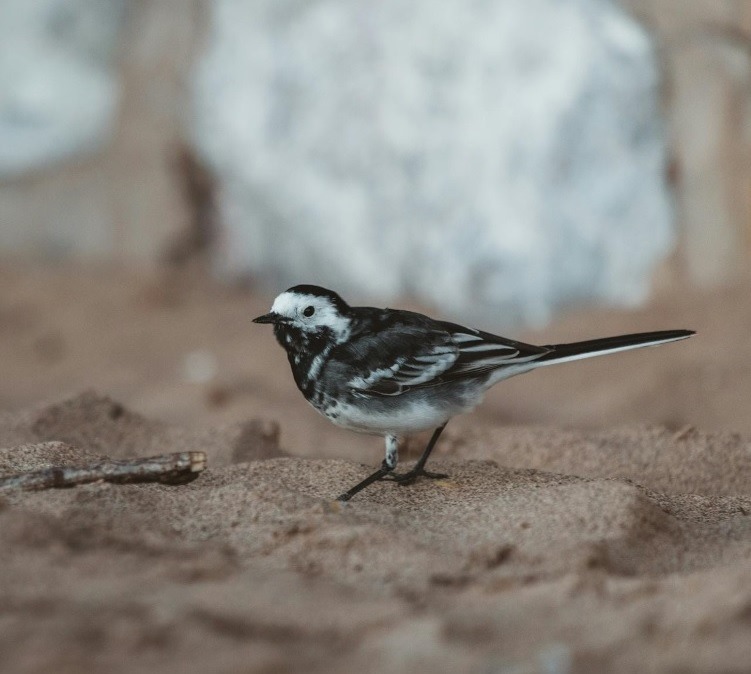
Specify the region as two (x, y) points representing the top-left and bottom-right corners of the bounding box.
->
(252, 312), (279, 325)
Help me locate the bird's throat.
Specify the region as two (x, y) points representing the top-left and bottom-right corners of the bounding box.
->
(274, 324), (334, 397)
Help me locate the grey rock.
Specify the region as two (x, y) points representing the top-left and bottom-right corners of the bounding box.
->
(192, 0), (674, 326)
(0, 0), (125, 177)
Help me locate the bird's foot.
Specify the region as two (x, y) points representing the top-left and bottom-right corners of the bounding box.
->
(381, 468), (448, 486)
(336, 462), (448, 501)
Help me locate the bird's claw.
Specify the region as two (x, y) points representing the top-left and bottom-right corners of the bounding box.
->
(380, 468), (448, 486)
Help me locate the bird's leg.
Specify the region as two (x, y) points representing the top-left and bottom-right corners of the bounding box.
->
(336, 435), (399, 501)
(383, 423), (449, 486)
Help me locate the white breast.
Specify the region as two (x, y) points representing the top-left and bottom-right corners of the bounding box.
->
(315, 395), (479, 436)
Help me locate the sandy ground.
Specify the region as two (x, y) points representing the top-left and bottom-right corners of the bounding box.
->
(1, 261), (751, 672)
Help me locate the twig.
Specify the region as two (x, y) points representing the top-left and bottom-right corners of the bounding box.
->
(0, 451), (207, 492)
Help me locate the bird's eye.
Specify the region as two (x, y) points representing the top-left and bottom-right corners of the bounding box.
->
(303, 305), (315, 317)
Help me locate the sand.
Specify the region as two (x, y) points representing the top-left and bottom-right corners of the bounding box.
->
(2, 262), (751, 672)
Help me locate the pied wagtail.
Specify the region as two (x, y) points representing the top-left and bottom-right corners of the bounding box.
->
(254, 285), (693, 501)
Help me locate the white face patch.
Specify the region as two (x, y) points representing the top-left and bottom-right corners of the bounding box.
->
(270, 291), (352, 343)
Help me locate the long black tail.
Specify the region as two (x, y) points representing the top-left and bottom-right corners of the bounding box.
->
(533, 329), (694, 368)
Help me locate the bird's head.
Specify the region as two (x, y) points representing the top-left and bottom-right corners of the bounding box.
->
(253, 285), (352, 352)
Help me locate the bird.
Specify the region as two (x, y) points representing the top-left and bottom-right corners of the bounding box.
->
(253, 284), (694, 501)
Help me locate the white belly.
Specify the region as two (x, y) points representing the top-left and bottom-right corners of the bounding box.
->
(315, 396), (478, 436)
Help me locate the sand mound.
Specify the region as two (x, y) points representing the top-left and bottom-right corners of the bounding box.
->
(0, 390), (286, 465)
(2, 393), (751, 672)
(442, 423), (751, 496)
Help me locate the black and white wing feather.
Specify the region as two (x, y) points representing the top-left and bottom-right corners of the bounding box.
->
(438, 321), (551, 378)
(333, 311), (551, 397)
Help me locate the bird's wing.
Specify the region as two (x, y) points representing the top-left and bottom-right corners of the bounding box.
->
(342, 323), (459, 396)
(437, 321), (551, 380)
(337, 312), (550, 397)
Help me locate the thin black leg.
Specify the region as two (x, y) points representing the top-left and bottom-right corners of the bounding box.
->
(383, 422), (449, 486)
(336, 460), (393, 502)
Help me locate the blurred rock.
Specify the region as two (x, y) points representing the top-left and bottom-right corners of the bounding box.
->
(673, 39), (751, 286)
(622, 0), (751, 286)
(229, 418), (282, 463)
(0, 0), (124, 177)
(0, 0), (205, 263)
(192, 0), (674, 325)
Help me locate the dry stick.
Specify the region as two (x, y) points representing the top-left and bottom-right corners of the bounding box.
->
(0, 452), (207, 492)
